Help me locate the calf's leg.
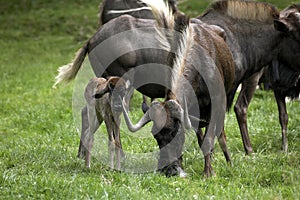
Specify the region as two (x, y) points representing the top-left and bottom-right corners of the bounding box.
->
(79, 105), (100, 168)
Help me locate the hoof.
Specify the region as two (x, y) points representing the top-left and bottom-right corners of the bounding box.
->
(178, 167), (188, 178)
(203, 166), (216, 178)
(161, 164), (187, 178)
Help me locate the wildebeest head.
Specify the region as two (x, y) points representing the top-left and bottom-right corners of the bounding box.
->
(93, 76), (129, 112)
(273, 5), (300, 72)
(121, 96), (191, 177)
(274, 4), (300, 41)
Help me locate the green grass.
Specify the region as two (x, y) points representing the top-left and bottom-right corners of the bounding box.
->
(0, 0), (299, 199)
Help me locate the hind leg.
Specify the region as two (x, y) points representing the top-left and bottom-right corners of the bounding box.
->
(85, 105), (100, 168)
(78, 106), (89, 159)
(274, 90), (288, 153)
(218, 128), (231, 163)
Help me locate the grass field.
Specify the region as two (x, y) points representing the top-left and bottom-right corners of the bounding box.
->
(1, 0), (300, 199)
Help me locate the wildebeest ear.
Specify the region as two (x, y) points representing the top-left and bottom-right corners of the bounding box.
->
(274, 19), (289, 32)
(93, 83), (109, 99)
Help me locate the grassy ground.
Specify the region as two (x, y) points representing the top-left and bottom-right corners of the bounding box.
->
(0, 0), (299, 199)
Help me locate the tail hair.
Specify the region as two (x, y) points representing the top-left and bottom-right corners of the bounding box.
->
(53, 43), (88, 88)
(140, 0), (174, 30)
(140, 0), (175, 51)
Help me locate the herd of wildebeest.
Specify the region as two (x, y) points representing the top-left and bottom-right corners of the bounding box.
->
(54, 0), (300, 178)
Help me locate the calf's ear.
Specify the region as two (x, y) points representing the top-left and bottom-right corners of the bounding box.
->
(93, 83), (109, 99)
(274, 19), (289, 33)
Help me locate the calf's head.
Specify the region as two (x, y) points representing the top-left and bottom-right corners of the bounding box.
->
(94, 76), (129, 112)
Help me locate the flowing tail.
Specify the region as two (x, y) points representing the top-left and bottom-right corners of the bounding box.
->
(140, 0), (190, 93)
(53, 42), (88, 88)
(140, 0), (175, 52)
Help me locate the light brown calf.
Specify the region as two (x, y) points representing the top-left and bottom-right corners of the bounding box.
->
(78, 76), (129, 170)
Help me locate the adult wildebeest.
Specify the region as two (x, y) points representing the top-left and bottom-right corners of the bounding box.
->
(121, 0), (235, 177)
(199, 0), (300, 154)
(97, 0), (180, 109)
(75, 0), (180, 169)
(78, 77), (129, 169)
(226, 4), (300, 153)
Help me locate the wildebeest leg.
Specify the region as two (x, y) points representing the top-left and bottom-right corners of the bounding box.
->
(203, 153), (215, 178)
(198, 125), (231, 163)
(234, 69), (264, 154)
(86, 106), (101, 168)
(105, 119), (115, 170)
(274, 90), (288, 152)
(201, 128), (216, 177)
(80, 105), (100, 168)
(78, 106), (89, 159)
(113, 114), (122, 170)
(217, 128), (231, 163)
(78, 106), (101, 168)
(196, 127), (215, 177)
(196, 126), (204, 148)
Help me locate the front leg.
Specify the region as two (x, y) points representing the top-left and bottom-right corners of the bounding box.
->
(274, 90), (288, 152)
(113, 114), (123, 171)
(234, 69), (264, 154)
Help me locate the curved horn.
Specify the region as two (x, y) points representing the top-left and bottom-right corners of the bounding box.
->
(183, 96), (192, 130)
(120, 96), (151, 132)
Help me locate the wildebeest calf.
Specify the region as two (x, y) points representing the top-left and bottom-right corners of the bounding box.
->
(78, 76), (129, 170)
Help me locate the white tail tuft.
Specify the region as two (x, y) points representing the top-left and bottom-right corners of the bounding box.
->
(53, 63), (74, 89)
(53, 45), (88, 88)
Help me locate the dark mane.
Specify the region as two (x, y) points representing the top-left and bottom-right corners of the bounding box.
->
(203, 0), (279, 23)
(287, 4), (300, 11)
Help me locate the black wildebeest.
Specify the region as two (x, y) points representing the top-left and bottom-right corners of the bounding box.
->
(227, 4), (300, 153)
(121, 0), (235, 177)
(199, 0), (300, 154)
(78, 77), (129, 169)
